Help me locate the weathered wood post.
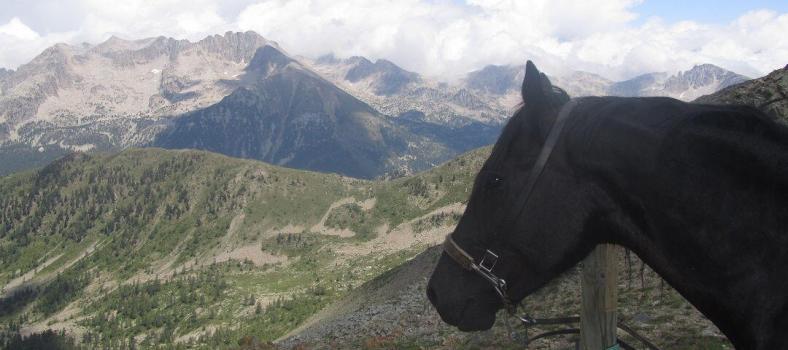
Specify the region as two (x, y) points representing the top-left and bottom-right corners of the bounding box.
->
(580, 244), (618, 350)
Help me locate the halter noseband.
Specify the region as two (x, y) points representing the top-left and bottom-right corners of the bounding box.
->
(443, 98), (580, 315)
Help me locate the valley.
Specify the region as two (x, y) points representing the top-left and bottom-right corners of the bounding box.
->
(0, 146), (484, 348)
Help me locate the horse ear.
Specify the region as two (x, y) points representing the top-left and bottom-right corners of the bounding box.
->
(522, 61), (545, 108)
(539, 73), (553, 93)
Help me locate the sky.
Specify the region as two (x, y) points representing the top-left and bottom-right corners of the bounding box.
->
(0, 0), (786, 81)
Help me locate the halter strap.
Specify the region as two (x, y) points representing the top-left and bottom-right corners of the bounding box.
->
(443, 235), (475, 271)
(503, 97), (580, 229)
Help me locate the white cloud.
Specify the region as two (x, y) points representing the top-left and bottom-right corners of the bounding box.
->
(0, 17), (40, 40)
(0, 0), (785, 81)
(235, 0), (786, 80)
(235, 0), (640, 77)
(76, 0), (231, 42)
(0, 17), (73, 74)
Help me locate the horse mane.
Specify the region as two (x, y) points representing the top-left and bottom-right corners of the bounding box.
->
(567, 97), (788, 193)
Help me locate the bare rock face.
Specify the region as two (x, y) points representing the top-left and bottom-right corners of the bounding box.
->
(610, 64), (749, 101)
(695, 66), (788, 124)
(343, 57), (420, 96)
(607, 72), (668, 97)
(465, 64), (522, 95)
(551, 71), (613, 97)
(306, 55), (507, 171)
(154, 45), (452, 179)
(308, 55), (512, 127)
(0, 31), (271, 149)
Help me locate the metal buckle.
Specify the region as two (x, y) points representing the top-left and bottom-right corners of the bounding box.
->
(479, 249), (499, 273)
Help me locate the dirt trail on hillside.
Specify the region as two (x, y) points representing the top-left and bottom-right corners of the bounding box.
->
(264, 224), (305, 238)
(220, 212), (246, 247)
(211, 245), (288, 266)
(333, 202), (465, 259)
(311, 197), (372, 237)
(20, 298), (88, 339)
(126, 212), (292, 285)
(2, 239), (102, 297)
(127, 244), (288, 285)
(2, 252), (63, 297)
(358, 198), (376, 210)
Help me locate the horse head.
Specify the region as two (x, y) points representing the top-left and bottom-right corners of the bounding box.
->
(427, 61), (601, 331)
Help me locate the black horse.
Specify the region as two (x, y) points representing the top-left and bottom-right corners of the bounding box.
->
(427, 61), (788, 349)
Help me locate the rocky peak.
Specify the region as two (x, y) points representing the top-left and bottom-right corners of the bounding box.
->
(607, 72), (668, 97)
(92, 35), (133, 53)
(664, 64), (748, 92)
(465, 64), (522, 95)
(550, 70), (612, 97)
(195, 31), (269, 63)
(375, 59), (415, 77)
(91, 35), (187, 65)
(245, 45), (297, 78)
(344, 57), (419, 95)
(345, 56), (373, 67)
(91, 31), (269, 66)
(140, 36), (189, 60)
(27, 44), (73, 66)
(10, 43), (76, 88)
(315, 53), (340, 65)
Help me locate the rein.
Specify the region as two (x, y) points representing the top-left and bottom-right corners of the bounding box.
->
(442, 98), (660, 349)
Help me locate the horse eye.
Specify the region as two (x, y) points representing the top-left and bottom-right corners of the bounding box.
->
(485, 174), (504, 189)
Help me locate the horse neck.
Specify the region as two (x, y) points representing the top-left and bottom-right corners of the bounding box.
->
(608, 189), (788, 349)
(573, 98), (788, 348)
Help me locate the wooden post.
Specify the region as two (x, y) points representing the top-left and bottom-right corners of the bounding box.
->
(580, 244), (618, 350)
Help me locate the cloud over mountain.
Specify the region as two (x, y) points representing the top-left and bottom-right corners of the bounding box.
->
(0, 0), (786, 80)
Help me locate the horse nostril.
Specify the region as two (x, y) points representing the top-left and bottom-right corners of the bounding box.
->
(427, 285), (438, 305)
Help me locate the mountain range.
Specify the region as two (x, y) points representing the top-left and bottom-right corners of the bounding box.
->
(153, 46), (450, 179)
(0, 31), (751, 179)
(463, 62), (749, 101)
(0, 31), (271, 176)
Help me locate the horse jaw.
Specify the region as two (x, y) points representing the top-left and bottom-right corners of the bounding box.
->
(426, 253), (501, 331)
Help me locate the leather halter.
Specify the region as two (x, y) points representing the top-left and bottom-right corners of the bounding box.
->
(443, 98), (580, 312)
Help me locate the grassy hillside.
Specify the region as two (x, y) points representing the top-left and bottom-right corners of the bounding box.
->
(0, 142), (71, 177)
(0, 146), (488, 349)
